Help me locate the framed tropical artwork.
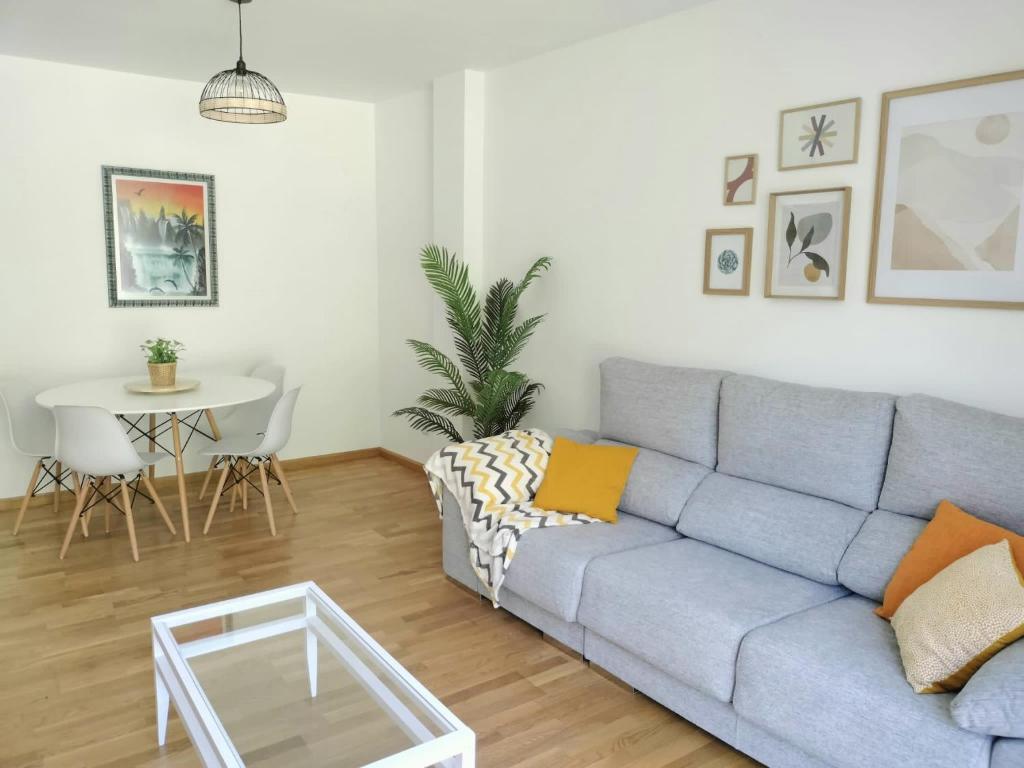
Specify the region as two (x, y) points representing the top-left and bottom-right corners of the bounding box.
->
(102, 166), (218, 308)
(723, 154), (758, 205)
(765, 187), (851, 300)
(868, 69), (1024, 309)
(778, 98), (861, 171)
(704, 228), (753, 295)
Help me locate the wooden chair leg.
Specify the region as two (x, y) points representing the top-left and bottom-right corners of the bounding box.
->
(240, 460), (249, 511)
(271, 454), (298, 515)
(204, 461), (232, 534)
(80, 474), (91, 539)
(198, 457), (218, 501)
(98, 477), (111, 534)
(59, 480), (91, 560)
(120, 479), (139, 562)
(12, 459), (43, 536)
(142, 474), (177, 535)
(53, 461), (62, 515)
(148, 414), (156, 481)
(258, 460), (277, 536)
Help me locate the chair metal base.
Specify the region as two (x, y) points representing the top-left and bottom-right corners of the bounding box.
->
(203, 453), (298, 537)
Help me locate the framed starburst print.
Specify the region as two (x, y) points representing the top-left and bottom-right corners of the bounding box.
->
(778, 98), (861, 171)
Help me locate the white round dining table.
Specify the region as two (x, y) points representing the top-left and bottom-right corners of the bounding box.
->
(36, 375), (275, 542)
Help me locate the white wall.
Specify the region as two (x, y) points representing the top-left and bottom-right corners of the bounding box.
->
(375, 88), (441, 461)
(481, 0), (1024, 433)
(0, 54), (379, 497)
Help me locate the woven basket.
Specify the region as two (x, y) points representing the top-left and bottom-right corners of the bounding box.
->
(148, 362), (177, 388)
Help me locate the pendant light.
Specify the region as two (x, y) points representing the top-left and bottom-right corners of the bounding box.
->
(199, 0), (286, 124)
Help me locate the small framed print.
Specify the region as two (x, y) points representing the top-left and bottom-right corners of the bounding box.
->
(765, 187), (851, 300)
(704, 228), (753, 296)
(778, 98), (861, 171)
(724, 154), (758, 205)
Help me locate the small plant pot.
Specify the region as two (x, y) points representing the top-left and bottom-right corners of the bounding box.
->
(148, 362), (177, 388)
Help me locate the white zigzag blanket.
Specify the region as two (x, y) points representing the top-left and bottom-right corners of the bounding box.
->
(424, 428), (598, 606)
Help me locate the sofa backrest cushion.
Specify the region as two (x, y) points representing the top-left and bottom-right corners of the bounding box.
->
(597, 439), (710, 527)
(717, 375), (896, 511)
(878, 395), (1024, 532)
(600, 357), (726, 468)
(837, 509), (927, 602)
(678, 472), (868, 585)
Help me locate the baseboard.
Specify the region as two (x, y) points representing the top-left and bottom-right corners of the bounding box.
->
(0, 446), (395, 512)
(378, 448), (424, 472)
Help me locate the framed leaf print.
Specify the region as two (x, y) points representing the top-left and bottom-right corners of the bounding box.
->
(765, 187), (851, 300)
(778, 98), (861, 171)
(704, 227), (753, 295)
(869, 69), (1024, 309)
(102, 165), (218, 308)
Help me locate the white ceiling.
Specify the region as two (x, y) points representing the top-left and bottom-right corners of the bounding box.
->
(0, 0), (708, 102)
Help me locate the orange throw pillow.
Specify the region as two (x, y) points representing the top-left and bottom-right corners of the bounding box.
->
(877, 500), (1024, 619)
(534, 438), (638, 523)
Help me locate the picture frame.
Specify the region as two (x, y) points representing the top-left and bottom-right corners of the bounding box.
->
(778, 97), (861, 171)
(102, 165), (218, 308)
(704, 227), (753, 296)
(723, 154), (758, 205)
(765, 187), (851, 300)
(868, 69), (1024, 310)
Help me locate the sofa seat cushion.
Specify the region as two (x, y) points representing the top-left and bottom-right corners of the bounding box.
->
(577, 538), (846, 702)
(501, 512), (679, 622)
(599, 357), (726, 467)
(678, 472), (868, 584)
(597, 440), (710, 527)
(734, 596), (992, 768)
(718, 374), (895, 511)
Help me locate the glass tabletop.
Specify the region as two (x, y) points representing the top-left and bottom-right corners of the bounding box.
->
(151, 583), (473, 768)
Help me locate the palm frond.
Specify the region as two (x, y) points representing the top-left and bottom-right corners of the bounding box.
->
(512, 256), (552, 302)
(473, 370), (527, 439)
(391, 407), (464, 443)
(490, 314), (545, 370)
(500, 380), (544, 433)
(417, 387), (475, 417)
(405, 340), (472, 403)
(419, 245), (488, 385)
(482, 278), (516, 368)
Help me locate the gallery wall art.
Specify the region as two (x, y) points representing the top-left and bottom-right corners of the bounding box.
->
(704, 227), (753, 295)
(724, 154), (758, 205)
(779, 98), (861, 171)
(868, 70), (1024, 309)
(765, 187), (851, 300)
(102, 166), (218, 308)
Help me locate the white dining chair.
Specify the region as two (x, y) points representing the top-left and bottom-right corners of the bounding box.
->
(55, 405), (177, 562)
(198, 363), (285, 501)
(2, 379), (77, 535)
(201, 387), (301, 537)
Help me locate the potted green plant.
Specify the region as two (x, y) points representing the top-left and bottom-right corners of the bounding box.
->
(140, 338), (185, 388)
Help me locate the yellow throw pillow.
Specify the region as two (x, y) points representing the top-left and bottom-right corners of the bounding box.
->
(892, 540), (1024, 694)
(533, 438), (638, 523)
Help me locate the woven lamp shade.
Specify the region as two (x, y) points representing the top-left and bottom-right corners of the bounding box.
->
(199, 64), (287, 124)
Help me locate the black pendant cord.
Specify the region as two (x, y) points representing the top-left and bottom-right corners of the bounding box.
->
(235, 0), (246, 74)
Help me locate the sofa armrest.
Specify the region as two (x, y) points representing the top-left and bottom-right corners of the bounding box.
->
(951, 640), (1024, 737)
(549, 427), (599, 444)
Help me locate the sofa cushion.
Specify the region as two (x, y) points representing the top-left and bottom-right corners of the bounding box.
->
(678, 472), (867, 584)
(953, 640), (1024, 737)
(734, 596), (992, 768)
(599, 357), (725, 467)
(993, 738), (1024, 768)
(879, 394), (1024, 531)
(717, 375), (895, 511)
(501, 512), (679, 622)
(577, 538), (846, 702)
(597, 439), (710, 527)
(838, 509), (926, 602)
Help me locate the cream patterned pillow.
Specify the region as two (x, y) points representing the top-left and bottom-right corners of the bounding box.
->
(892, 539), (1024, 694)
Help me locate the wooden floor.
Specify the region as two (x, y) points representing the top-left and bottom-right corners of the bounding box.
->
(0, 457), (761, 768)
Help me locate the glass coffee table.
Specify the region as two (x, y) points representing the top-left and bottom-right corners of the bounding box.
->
(151, 582), (475, 767)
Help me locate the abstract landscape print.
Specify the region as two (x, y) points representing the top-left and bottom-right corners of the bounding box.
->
(778, 98), (861, 171)
(765, 188), (851, 300)
(723, 154), (758, 205)
(103, 166), (218, 307)
(870, 71), (1024, 309)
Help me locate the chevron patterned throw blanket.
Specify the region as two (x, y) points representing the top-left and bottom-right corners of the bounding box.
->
(425, 429), (598, 606)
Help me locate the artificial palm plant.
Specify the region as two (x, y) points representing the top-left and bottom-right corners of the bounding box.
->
(393, 245), (552, 443)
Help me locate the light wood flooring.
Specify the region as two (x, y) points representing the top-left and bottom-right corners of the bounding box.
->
(0, 457), (760, 767)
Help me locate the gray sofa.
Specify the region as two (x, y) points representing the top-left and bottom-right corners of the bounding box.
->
(441, 357), (1024, 768)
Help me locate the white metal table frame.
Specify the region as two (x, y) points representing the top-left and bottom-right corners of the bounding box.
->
(151, 582), (476, 768)
(36, 375), (274, 542)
